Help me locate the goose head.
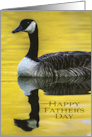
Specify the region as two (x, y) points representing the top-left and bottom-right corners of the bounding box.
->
(12, 19), (37, 34)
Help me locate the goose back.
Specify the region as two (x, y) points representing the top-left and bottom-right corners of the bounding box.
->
(38, 51), (91, 77)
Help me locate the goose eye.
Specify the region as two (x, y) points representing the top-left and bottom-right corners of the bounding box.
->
(27, 22), (30, 25)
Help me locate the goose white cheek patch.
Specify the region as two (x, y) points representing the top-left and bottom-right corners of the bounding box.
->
(25, 21), (36, 34)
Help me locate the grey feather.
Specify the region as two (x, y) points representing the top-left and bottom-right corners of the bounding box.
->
(37, 51), (91, 77)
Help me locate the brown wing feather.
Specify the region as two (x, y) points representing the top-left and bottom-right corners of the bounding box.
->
(38, 51), (91, 70)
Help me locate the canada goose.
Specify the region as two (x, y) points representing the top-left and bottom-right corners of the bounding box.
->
(12, 19), (91, 77)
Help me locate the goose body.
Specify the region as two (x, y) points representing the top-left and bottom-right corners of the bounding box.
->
(17, 57), (39, 77)
(12, 19), (91, 77)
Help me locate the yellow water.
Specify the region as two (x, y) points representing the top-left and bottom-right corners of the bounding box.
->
(1, 11), (91, 136)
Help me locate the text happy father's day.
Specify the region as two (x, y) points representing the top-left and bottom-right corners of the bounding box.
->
(42, 101), (84, 119)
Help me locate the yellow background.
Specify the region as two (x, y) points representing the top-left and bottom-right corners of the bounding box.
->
(1, 11), (91, 136)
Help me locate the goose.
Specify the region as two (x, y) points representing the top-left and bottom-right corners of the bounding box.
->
(12, 19), (91, 77)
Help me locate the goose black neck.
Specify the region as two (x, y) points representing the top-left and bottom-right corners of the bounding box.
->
(26, 26), (39, 62)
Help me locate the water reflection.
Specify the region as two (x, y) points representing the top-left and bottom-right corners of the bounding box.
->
(18, 76), (91, 96)
(14, 76), (91, 131)
(14, 90), (39, 131)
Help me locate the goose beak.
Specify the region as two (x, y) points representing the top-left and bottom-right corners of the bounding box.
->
(12, 24), (23, 33)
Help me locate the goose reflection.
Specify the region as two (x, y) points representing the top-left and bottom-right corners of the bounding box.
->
(14, 89), (39, 131)
(18, 76), (91, 96)
(14, 76), (91, 131)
